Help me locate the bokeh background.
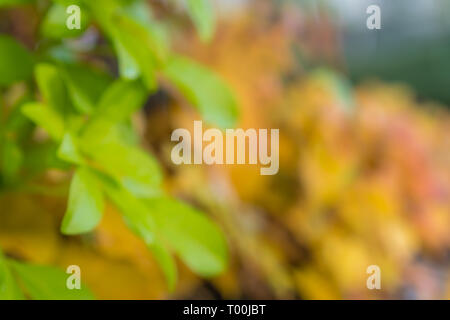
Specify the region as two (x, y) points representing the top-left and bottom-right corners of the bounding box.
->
(0, 0), (449, 299)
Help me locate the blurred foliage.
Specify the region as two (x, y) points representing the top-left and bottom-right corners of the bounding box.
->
(160, 1), (449, 299)
(0, 0), (236, 298)
(0, 0), (449, 300)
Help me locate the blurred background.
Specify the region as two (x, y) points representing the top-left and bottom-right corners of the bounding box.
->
(0, 0), (449, 299)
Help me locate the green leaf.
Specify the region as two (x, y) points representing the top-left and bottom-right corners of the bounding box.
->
(145, 197), (228, 277)
(162, 55), (239, 128)
(113, 120), (141, 146)
(101, 181), (176, 289)
(117, 1), (169, 66)
(114, 39), (140, 80)
(60, 64), (112, 114)
(1, 139), (23, 183)
(35, 63), (70, 116)
(80, 80), (146, 146)
(57, 132), (84, 165)
(41, 3), (89, 39)
(114, 28), (157, 90)
(80, 118), (130, 149)
(121, 0), (153, 25)
(186, 0), (216, 42)
(0, 35), (34, 86)
(61, 167), (104, 235)
(0, 251), (24, 300)
(83, 142), (162, 199)
(101, 177), (157, 240)
(9, 260), (95, 300)
(98, 0), (168, 89)
(21, 102), (65, 141)
(111, 17), (164, 90)
(148, 242), (177, 291)
(93, 79), (147, 123)
(100, 175), (226, 284)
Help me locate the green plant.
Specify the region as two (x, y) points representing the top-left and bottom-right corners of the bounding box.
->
(0, 0), (239, 297)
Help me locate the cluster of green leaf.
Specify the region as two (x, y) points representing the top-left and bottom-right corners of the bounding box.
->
(0, 0), (238, 296)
